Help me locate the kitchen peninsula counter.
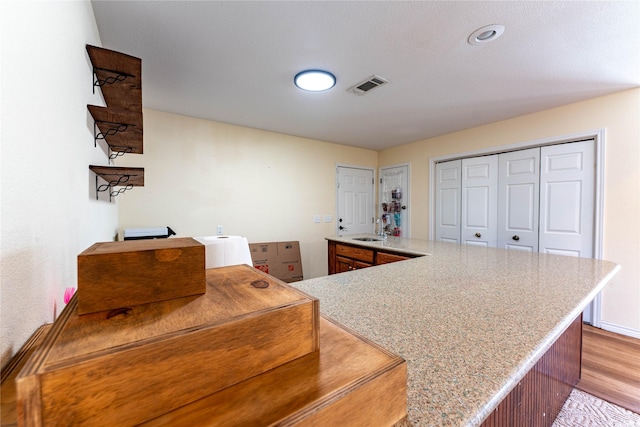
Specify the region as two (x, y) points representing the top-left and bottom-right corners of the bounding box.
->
(293, 235), (620, 426)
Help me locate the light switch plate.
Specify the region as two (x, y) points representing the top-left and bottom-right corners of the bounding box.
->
(324, 215), (332, 223)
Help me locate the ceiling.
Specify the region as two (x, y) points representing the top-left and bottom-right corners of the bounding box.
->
(91, 1), (640, 151)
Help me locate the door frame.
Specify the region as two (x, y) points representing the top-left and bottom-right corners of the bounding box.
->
(379, 162), (411, 238)
(428, 129), (606, 327)
(335, 163), (376, 235)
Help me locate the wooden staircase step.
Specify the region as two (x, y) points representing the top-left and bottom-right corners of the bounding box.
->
(142, 316), (407, 426)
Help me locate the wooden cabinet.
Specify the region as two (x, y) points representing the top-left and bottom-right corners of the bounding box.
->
(328, 240), (419, 274)
(376, 251), (410, 265)
(336, 256), (373, 273)
(334, 244), (374, 272)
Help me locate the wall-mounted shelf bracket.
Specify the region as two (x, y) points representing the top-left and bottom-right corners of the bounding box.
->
(108, 146), (134, 161)
(92, 67), (135, 94)
(93, 121), (129, 146)
(95, 175), (133, 201)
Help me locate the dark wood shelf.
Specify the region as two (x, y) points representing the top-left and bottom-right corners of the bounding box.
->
(89, 165), (145, 187)
(88, 105), (143, 155)
(86, 45), (142, 113)
(86, 44), (144, 200)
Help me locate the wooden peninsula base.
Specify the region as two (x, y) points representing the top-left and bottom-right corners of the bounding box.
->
(480, 315), (582, 427)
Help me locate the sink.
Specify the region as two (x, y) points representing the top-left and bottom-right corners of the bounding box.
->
(352, 237), (383, 242)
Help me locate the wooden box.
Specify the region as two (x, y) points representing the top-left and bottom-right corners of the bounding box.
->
(16, 265), (319, 426)
(77, 238), (205, 315)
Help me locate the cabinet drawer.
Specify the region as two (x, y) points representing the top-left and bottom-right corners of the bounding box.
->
(335, 244), (374, 264)
(376, 251), (410, 265)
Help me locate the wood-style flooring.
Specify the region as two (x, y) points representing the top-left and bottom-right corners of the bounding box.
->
(577, 324), (640, 414)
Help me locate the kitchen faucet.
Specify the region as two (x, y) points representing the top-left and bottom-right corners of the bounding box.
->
(376, 218), (388, 239)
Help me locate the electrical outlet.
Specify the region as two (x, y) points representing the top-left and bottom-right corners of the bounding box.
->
(217, 225), (223, 235)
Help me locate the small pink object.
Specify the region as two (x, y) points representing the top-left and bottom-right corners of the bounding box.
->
(64, 287), (76, 304)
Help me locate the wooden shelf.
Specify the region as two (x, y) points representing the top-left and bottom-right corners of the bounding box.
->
(89, 165), (144, 200)
(86, 44), (143, 167)
(88, 105), (143, 155)
(89, 165), (144, 187)
(86, 45), (142, 112)
(85, 45), (144, 200)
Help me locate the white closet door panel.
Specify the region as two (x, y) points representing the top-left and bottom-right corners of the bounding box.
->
(435, 160), (461, 243)
(462, 155), (498, 247)
(539, 140), (594, 257)
(498, 148), (540, 251)
(506, 183), (537, 230)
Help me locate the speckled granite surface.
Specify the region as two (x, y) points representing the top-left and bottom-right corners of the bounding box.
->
(293, 235), (621, 427)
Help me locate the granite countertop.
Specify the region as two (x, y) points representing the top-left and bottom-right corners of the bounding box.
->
(293, 235), (620, 427)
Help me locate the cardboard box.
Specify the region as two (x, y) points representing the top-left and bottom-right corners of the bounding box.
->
(249, 241), (303, 283)
(77, 238), (205, 315)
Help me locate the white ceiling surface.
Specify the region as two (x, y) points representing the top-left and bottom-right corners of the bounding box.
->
(91, 1), (640, 151)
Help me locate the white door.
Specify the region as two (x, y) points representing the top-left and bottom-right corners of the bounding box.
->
(337, 166), (374, 235)
(539, 140), (595, 257)
(462, 155), (498, 247)
(379, 164), (410, 237)
(434, 160), (461, 243)
(497, 148), (540, 252)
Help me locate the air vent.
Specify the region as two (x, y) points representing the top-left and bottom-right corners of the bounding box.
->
(348, 75), (389, 96)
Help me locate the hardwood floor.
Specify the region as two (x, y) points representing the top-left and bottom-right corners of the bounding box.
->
(577, 324), (640, 414)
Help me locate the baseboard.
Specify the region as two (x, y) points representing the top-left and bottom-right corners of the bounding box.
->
(600, 321), (640, 339)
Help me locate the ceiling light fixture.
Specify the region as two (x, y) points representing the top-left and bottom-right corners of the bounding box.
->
(294, 70), (336, 92)
(468, 24), (505, 45)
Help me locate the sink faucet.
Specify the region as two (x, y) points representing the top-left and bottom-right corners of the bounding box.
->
(376, 218), (388, 239)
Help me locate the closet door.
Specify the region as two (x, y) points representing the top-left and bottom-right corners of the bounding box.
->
(539, 140), (595, 257)
(497, 148), (540, 252)
(461, 155), (498, 247)
(434, 160), (461, 243)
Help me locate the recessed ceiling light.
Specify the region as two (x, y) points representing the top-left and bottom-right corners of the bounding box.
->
(468, 24), (505, 45)
(294, 70), (336, 92)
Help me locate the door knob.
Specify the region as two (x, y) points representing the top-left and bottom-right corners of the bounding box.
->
(512, 235), (520, 241)
(339, 226), (348, 231)
(401, 205), (407, 210)
(475, 232), (481, 238)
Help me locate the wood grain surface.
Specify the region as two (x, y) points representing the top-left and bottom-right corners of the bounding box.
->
(142, 316), (406, 426)
(77, 238), (205, 314)
(480, 315), (582, 427)
(86, 45), (142, 113)
(15, 265), (319, 426)
(577, 324), (640, 413)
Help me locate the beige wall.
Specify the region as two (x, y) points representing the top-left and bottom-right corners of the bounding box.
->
(379, 89), (640, 334)
(117, 110), (378, 279)
(1, 1), (118, 366)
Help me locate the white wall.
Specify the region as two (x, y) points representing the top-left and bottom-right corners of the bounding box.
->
(379, 89), (640, 336)
(0, 1), (118, 366)
(116, 110), (378, 280)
